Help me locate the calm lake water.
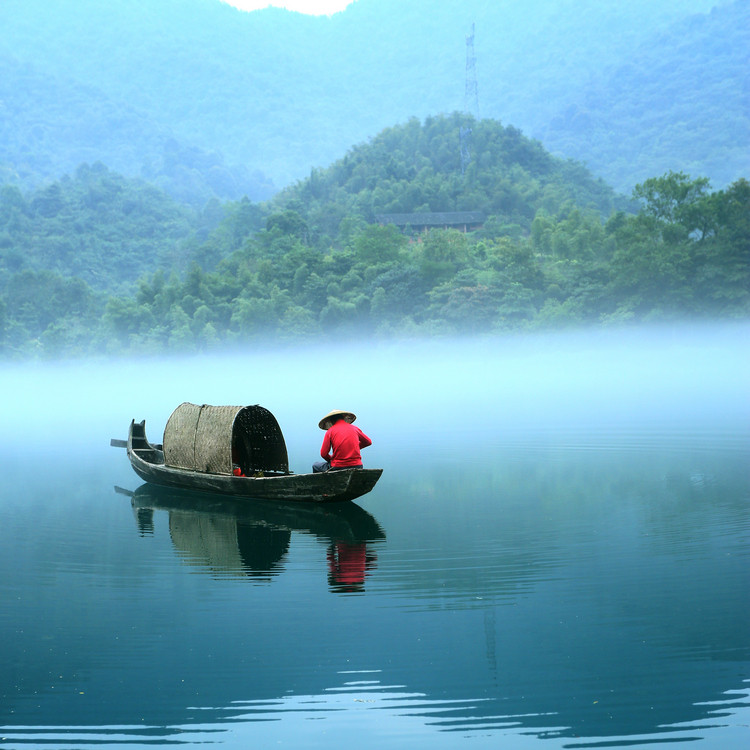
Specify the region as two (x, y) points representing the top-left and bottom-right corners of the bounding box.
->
(1, 325), (748, 749)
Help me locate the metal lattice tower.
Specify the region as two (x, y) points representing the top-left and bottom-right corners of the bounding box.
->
(461, 23), (479, 176)
(464, 23), (479, 117)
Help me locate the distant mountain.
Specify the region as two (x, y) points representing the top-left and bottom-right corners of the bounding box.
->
(0, 54), (276, 204)
(538, 0), (750, 191)
(0, 0), (743, 197)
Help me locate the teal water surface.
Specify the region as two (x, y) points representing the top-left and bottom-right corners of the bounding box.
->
(1, 327), (748, 748)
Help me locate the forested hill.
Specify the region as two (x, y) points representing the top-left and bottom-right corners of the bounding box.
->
(0, 116), (620, 294)
(1, 0), (744, 198)
(0, 163), (210, 291)
(1, 115), (747, 358)
(271, 114), (628, 245)
(538, 0), (750, 191)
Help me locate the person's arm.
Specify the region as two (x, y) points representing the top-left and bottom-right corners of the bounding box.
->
(357, 428), (372, 449)
(320, 431), (333, 462)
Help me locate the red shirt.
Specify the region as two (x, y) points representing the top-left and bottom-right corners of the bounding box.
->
(320, 421), (372, 467)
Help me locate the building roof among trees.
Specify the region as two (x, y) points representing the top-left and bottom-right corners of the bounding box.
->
(375, 211), (486, 227)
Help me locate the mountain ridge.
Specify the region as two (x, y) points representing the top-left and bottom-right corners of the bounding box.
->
(1, 0), (741, 198)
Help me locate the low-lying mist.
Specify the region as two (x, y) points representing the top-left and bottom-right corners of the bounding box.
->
(2, 323), (747, 470)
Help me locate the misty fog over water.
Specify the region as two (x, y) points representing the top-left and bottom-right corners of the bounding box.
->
(3, 323), (747, 456)
(1, 324), (748, 749)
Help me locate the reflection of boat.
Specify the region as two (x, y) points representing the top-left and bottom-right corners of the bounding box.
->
(113, 403), (382, 503)
(129, 483), (386, 542)
(125, 483), (386, 585)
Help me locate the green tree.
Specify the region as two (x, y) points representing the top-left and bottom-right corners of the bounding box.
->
(105, 297), (157, 345)
(633, 171), (710, 224)
(354, 224), (407, 265)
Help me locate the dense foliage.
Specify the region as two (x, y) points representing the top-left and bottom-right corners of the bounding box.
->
(0, 163), (203, 294)
(1, 116), (746, 358)
(274, 115), (628, 247)
(1, 0), (744, 195)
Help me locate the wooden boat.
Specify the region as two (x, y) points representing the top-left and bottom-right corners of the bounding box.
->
(112, 403), (382, 504)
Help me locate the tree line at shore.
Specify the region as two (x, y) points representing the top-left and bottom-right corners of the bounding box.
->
(1, 116), (747, 358)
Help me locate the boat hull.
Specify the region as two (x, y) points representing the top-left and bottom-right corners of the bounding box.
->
(126, 420), (382, 504)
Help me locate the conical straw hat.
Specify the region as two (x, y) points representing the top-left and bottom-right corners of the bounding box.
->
(318, 409), (356, 430)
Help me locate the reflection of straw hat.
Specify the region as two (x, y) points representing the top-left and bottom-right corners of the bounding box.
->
(319, 409), (356, 430)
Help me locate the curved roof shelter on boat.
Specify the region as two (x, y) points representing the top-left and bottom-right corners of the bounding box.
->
(163, 402), (289, 477)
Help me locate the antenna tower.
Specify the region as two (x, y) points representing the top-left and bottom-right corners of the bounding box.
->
(464, 23), (479, 117)
(461, 23), (479, 176)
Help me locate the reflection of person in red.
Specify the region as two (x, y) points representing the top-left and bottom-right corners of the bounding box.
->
(327, 541), (377, 592)
(313, 409), (372, 473)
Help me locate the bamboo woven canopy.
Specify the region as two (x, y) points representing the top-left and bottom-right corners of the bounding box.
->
(163, 403), (289, 476)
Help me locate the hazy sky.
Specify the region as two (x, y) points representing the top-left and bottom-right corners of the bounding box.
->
(223, 0), (355, 15)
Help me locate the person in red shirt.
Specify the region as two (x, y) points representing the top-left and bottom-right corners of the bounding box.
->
(313, 409), (372, 473)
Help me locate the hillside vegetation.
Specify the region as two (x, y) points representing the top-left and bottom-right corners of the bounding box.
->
(0, 164), (202, 294)
(273, 115), (628, 245)
(538, 0), (750, 190)
(1, 0), (744, 196)
(1, 117), (746, 358)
